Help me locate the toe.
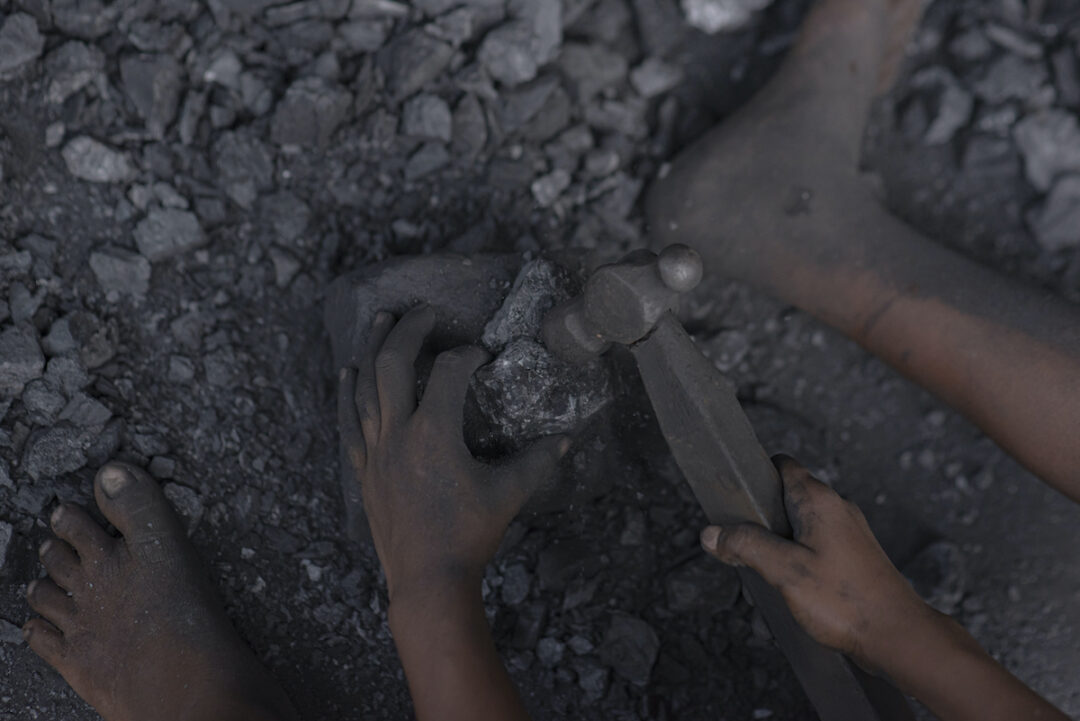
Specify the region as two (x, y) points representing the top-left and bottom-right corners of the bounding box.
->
(51, 504), (113, 563)
(22, 618), (66, 667)
(93, 462), (185, 542)
(39, 539), (82, 591)
(27, 578), (76, 629)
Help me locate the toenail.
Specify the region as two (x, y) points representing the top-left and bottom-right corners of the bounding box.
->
(22, 626), (31, 640)
(26, 580), (38, 597)
(39, 540), (52, 557)
(50, 506), (64, 526)
(100, 466), (134, 497)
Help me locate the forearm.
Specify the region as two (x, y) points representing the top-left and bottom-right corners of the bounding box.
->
(388, 581), (531, 721)
(875, 609), (1069, 721)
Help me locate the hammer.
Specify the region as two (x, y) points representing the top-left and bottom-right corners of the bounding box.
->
(542, 245), (914, 721)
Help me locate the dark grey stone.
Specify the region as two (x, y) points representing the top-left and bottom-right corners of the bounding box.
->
(120, 54), (184, 138)
(530, 169), (571, 206)
(0, 325), (44, 398)
(973, 54), (1050, 105)
(629, 57), (683, 98)
(59, 393), (112, 430)
(451, 94), (488, 158)
(258, 192), (311, 244)
(557, 42), (628, 102)
(0, 13), (44, 77)
(22, 379), (67, 425)
(404, 142), (451, 179)
(1030, 175), (1080, 253)
(271, 78), (353, 148)
(89, 247), (152, 298)
(401, 94), (453, 142)
(0, 521), (11, 567)
(536, 637), (565, 667)
(1051, 47), (1080, 108)
(478, 22), (539, 87)
(599, 613), (660, 686)
(62, 137), (136, 184)
(574, 659), (608, 701)
(339, 20), (391, 53)
(501, 563), (531, 605)
(44, 356), (90, 395)
(134, 209), (206, 262)
(22, 425), (89, 481)
(381, 30), (454, 99)
(212, 130), (275, 209)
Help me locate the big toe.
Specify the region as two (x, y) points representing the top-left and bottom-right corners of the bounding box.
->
(94, 462), (185, 543)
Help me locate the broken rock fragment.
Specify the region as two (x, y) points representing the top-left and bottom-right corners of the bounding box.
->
(46, 41), (106, 104)
(134, 208), (206, 262)
(120, 54), (185, 138)
(271, 77), (353, 147)
(1014, 110), (1080, 192)
(0, 13), (44, 78)
(89, 247), (152, 298)
(599, 614), (660, 686)
(481, 258), (575, 351)
(62, 137), (136, 184)
(478, 0), (561, 87)
(401, 94), (452, 142)
(212, 130), (275, 208)
(0, 324), (45, 398)
(382, 29), (454, 99)
(681, 0), (773, 33)
(22, 425), (89, 481)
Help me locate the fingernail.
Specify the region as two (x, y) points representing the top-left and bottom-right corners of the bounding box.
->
(22, 626), (31, 641)
(375, 311), (392, 323)
(26, 580), (37, 597)
(99, 466), (133, 497)
(39, 540), (52, 558)
(701, 526), (722, 551)
(50, 505), (64, 527)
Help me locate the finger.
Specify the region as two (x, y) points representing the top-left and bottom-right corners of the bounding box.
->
(418, 346), (490, 435)
(357, 311), (395, 441)
(374, 305), (436, 427)
(338, 367), (365, 469)
(498, 435), (572, 510)
(701, 523), (813, 591)
(772, 454), (831, 541)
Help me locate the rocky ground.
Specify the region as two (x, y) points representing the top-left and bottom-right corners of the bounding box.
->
(1, 0), (1079, 719)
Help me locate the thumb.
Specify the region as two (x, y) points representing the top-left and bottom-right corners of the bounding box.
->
(499, 435), (573, 508)
(701, 523), (810, 591)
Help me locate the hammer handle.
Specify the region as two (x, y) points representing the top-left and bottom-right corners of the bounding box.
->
(631, 313), (913, 721)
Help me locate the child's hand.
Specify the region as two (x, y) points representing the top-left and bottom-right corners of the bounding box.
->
(701, 456), (939, 670)
(338, 306), (570, 607)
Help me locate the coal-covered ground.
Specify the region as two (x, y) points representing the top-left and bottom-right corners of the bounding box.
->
(2, 0), (1080, 719)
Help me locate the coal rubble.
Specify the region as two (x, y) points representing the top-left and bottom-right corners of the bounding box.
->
(2, 0), (1079, 719)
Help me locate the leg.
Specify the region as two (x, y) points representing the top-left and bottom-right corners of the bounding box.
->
(24, 462), (300, 721)
(647, 0), (1080, 501)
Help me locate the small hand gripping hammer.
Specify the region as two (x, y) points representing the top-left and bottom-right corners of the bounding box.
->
(542, 245), (914, 721)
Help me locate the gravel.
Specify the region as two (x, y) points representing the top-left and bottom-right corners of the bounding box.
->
(61, 137), (136, 184)
(0, 325), (44, 398)
(134, 209), (207, 262)
(89, 248), (152, 298)
(0, 13), (44, 78)
(1030, 175), (1080, 252)
(1014, 110), (1080, 192)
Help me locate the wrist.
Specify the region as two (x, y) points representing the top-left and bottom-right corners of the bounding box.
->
(861, 602), (983, 687)
(388, 568), (483, 633)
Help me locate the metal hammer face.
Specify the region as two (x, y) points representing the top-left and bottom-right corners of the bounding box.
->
(542, 244), (703, 363)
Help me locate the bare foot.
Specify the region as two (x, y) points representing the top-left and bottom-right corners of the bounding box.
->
(646, 0), (926, 291)
(23, 462), (298, 721)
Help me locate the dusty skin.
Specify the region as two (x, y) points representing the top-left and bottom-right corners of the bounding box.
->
(24, 462), (298, 721)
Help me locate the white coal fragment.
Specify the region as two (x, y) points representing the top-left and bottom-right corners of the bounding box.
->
(134, 209), (207, 262)
(1030, 175), (1080, 253)
(271, 77), (353, 147)
(62, 137), (135, 184)
(0, 13), (44, 77)
(120, 53), (184, 138)
(89, 247), (152, 298)
(680, 0), (773, 34)
(0, 325), (44, 398)
(1014, 110), (1080, 191)
(472, 337), (613, 442)
(401, 94), (452, 141)
(630, 57), (684, 98)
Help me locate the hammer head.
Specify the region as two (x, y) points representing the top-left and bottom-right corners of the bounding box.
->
(543, 244), (703, 363)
